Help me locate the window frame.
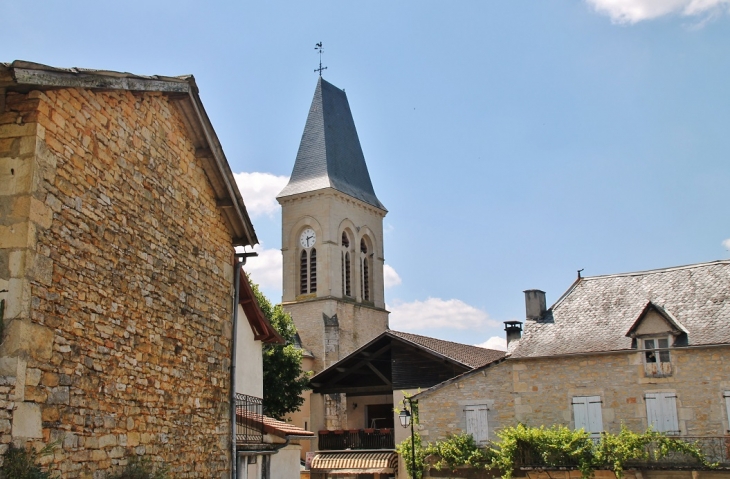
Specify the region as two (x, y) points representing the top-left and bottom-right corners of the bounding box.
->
(642, 335), (672, 365)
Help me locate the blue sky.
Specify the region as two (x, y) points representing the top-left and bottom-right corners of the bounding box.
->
(3, 0), (729, 349)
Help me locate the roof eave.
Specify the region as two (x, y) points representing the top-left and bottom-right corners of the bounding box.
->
(239, 269), (284, 345)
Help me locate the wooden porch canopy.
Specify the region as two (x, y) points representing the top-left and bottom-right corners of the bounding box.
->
(309, 330), (506, 397)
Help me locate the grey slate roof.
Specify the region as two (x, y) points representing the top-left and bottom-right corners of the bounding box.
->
(277, 78), (385, 210)
(388, 330), (506, 368)
(510, 260), (730, 358)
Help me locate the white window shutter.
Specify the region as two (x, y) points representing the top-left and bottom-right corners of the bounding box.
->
(476, 405), (488, 443)
(646, 392), (679, 433)
(645, 393), (661, 431)
(465, 406), (478, 439)
(573, 397), (589, 432)
(587, 396), (604, 435)
(661, 394), (679, 434)
(465, 405), (488, 443)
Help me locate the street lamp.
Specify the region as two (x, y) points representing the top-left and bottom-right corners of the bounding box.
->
(399, 397), (417, 479)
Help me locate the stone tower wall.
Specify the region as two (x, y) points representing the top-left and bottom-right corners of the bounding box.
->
(283, 298), (389, 373)
(279, 191), (386, 309)
(0, 88), (235, 478)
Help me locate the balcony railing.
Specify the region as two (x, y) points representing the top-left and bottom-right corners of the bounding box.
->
(319, 429), (395, 450)
(626, 436), (730, 469)
(235, 393), (264, 444)
(514, 436), (730, 471)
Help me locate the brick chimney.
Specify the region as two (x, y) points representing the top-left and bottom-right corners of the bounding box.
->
(524, 290), (546, 321)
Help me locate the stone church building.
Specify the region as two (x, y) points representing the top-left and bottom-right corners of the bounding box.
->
(277, 77), (390, 436)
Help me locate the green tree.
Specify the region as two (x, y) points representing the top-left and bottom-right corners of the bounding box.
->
(0, 442), (58, 479)
(249, 278), (310, 419)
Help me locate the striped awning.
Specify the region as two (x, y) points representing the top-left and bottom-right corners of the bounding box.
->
(310, 451), (398, 475)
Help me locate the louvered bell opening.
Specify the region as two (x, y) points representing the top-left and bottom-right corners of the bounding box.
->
(345, 252), (351, 297)
(310, 248), (317, 293)
(360, 239), (370, 301)
(300, 250), (308, 294)
(363, 258), (370, 301)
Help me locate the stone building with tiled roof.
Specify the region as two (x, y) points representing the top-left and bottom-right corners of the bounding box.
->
(0, 60), (258, 477)
(0, 60), (311, 479)
(306, 329), (505, 479)
(412, 260), (730, 476)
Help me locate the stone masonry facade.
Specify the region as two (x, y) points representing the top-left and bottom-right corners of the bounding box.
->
(418, 346), (730, 443)
(0, 87), (236, 477)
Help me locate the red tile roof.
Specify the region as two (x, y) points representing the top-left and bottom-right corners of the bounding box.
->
(262, 416), (314, 438)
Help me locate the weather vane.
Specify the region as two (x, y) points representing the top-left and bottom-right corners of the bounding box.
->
(314, 42), (327, 77)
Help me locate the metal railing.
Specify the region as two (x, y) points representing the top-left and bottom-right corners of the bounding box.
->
(514, 436), (730, 471)
(318, 429), (395, 450)
(626, 436), (730, 469)
(235, 393), (264, 444)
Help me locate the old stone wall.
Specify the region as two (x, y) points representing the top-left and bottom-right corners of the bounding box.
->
(0, 87), (236, 478)
(418, 347), (730, 443)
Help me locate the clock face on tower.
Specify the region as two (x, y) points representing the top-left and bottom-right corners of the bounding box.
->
(299, 228), (316, 248)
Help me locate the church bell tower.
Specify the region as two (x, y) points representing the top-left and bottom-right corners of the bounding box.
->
(277, 77), (389, 377)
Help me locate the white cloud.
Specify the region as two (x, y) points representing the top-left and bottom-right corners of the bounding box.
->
(475, 336), (507, 352)
(388, 298), (499, 331)
(383, 264), (402, 289)
(723, 238), (730, 250)
(233, 172), (288, 218)
(238, 244), (282, 296)
(586, 0), (730, 23)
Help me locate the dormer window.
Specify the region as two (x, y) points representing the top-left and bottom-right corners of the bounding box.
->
(626, 302), (687, 379)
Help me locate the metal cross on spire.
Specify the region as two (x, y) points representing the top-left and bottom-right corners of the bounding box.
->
(314, 42), (327, 77)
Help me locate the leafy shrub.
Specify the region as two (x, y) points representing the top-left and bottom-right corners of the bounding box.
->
(105, 456), (169, 479)
(396, 431), (425, 479)
(423, 433), (495, 471)
(594, 426), (714, 477)
(404, 424), (716, 479)
(493, 424), (595, 478)
(0, 442), (58, 479)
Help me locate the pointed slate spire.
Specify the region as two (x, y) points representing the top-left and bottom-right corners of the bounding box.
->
(278, 78), (385, 210)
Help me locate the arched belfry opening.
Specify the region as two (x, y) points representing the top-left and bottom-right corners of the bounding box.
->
(341, 231), (352, 298)
(360, 237), (371, 302)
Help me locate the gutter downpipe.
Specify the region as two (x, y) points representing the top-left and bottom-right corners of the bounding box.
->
(231, 252), (257, 479)
(231, 257), (243, 479)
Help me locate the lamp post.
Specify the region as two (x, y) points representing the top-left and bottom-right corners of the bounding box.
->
(398, 397), (417, 479)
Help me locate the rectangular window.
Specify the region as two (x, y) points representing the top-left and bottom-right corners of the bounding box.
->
(644, 338), (670, 364)
(572, 396), (603, 437)
(465, 405), (488, 444)
(645, 392), (679, 434)
(724, 392), (730, 433)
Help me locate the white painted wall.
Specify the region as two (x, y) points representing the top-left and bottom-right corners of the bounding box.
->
(270, 444), (302, 479)
(236, 304), (264, 398)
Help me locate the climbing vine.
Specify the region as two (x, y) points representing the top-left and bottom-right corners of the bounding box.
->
(398, 424), (715, 479)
